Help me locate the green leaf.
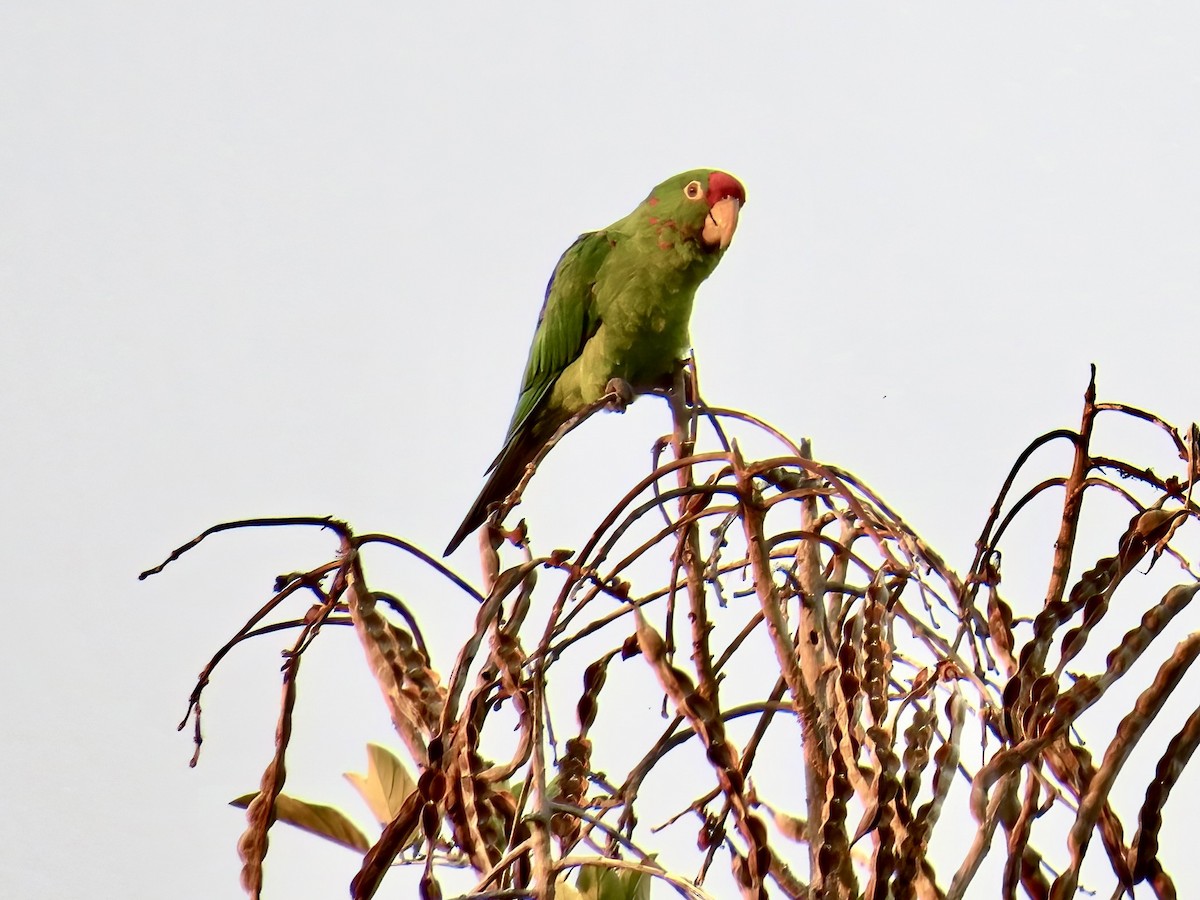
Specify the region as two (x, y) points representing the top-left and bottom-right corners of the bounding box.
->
(344, 743), (418, 825)
(230, 793), (370, 853)
(574, 862), (650, 900)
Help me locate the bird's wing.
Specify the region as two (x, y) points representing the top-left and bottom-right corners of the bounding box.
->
(489, 229), (613, 468)
(444, 231), (615, 555)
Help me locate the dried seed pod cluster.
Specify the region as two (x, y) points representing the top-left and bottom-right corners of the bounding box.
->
(146, 371), (1200, 899)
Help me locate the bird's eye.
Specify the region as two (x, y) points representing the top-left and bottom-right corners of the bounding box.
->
(684, 180), (703, 200)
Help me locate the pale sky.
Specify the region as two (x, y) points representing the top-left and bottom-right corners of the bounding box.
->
(2, 4), (1198, 898)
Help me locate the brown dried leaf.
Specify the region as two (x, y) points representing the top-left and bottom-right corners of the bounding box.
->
(901, 699), (936, 809)
(350, 791), (423, 900)
(1131, 696), (1200, 882)
(1050, 631), (1200, 900)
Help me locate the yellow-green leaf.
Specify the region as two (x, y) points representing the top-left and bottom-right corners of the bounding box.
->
(344, 743), (418, 825)
(230, 793), (370, 853)
(575, 862), (650, 900)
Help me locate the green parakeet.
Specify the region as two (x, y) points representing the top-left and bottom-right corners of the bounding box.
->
(445, 168), (745, 555)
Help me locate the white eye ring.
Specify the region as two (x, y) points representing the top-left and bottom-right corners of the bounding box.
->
(684, 180), (703, 200)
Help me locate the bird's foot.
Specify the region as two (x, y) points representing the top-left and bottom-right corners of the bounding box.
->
(604, 377), (635, 412)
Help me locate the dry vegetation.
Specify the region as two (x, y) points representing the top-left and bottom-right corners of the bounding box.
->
(143, 365), (1200, 900)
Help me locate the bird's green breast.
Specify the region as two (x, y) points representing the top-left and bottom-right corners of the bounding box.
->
(550, 231), (721, 410)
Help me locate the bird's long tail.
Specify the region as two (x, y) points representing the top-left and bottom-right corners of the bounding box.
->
(443, 419), (554, 556)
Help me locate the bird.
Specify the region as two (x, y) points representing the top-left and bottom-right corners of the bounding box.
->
(444, 168), (746, 555)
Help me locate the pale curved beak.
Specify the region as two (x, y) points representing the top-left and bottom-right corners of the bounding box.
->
(701, 196), (741, 251)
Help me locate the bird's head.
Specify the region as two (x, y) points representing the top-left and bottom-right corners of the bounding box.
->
(640, 169), (746, 253)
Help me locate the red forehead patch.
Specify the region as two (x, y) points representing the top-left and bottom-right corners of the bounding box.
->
(706, 171), (745, 207)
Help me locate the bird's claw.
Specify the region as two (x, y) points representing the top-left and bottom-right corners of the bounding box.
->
(604, 377), (635, 412)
